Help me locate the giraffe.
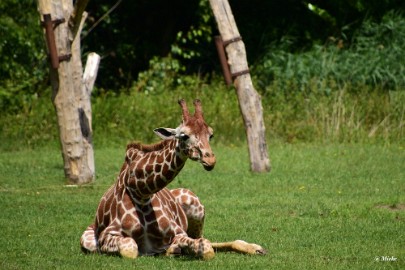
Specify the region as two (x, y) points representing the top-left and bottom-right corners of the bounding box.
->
(80, 99), (266, 259)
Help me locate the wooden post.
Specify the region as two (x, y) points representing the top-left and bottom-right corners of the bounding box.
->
(37, 0), (98, 184)
(209, 0), (271, 172)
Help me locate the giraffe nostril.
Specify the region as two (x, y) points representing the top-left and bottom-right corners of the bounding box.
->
(204, 152), (214, 158)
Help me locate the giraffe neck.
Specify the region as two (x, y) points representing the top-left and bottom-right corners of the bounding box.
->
(122, 138), (187, 199)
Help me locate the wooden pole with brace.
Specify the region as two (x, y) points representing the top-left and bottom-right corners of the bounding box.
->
(210, 0), (271, 172)
(37, 0), (100, 184)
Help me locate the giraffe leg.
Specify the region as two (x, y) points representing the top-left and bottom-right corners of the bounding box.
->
(80, 224), (97, 253)
(169, 189), (266, 257)
(211, 240), (267, 255)
(167, 235), (215, 260)
(98, 227), (139, 259)
(170, 188), (205, 238)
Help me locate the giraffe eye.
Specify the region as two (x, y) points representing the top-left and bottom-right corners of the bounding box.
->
(179, 133), (189, 141)
(209, 134), (214, 140)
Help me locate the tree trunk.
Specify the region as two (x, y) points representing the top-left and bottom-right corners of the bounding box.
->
(209, 0), (271, 172)
(37, 0), (98, 184)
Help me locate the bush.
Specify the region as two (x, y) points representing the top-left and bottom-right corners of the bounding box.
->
(0, 0), (48, 112)
(253, 11), (405, 94)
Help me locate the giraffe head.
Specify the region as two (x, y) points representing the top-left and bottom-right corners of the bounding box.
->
(154, 99), (216, 171)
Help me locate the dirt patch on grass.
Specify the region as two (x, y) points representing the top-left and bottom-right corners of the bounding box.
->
(375, 204), (405, 211)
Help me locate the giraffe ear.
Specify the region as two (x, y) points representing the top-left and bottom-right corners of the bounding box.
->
(153, 128), (176, 140)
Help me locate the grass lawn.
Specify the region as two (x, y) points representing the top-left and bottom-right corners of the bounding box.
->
(0, 143), (404, 269)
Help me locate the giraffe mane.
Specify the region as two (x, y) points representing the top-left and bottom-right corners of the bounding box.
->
(126, 140), (170, 153)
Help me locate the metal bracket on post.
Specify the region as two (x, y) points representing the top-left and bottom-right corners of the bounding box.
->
(222, 36), (242, 47)
(58, 54), (72, 62)
(231, 69), (250, 80)
(214, 36), (232, 86)
(41, 14), (67, 69)
(214, 35), (250, 86)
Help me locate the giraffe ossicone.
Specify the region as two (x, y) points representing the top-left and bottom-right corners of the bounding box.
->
(80, 99), (266, 259)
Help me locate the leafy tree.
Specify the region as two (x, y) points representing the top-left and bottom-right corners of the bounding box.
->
(84, 0), (202, 91)
(0, 0), (47, 112)
(83, 0), (404, 90)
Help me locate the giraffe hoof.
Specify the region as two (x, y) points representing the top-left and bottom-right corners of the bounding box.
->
(118, 238), (138, 259)
(120, 248), (138, 259)
(248, 242), (267, 255)
(196, 238), (215, 260)
(233, 240), (267, 255)
(202, 248), (215, 260)
(255, 247), (268, 255)
(166, 245), (182, 256)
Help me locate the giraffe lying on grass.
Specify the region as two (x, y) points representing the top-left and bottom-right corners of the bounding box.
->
(80, 99), (266, 259)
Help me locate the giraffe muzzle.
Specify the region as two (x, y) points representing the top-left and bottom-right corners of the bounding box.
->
(189, 148), (215, 171)
(202, 163), (215, 171)
(201, 153), (216, 171)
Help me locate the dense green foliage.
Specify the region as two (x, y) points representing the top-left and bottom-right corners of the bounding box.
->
(253, 11), (405, 93)
(1, 144), (404, 269)
(0, 0), (47, 112)
(0, 0), (404, 111)
(82, 0), (405, 89)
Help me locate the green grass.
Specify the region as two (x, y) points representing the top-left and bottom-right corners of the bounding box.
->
(1, 143), (404, 269)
